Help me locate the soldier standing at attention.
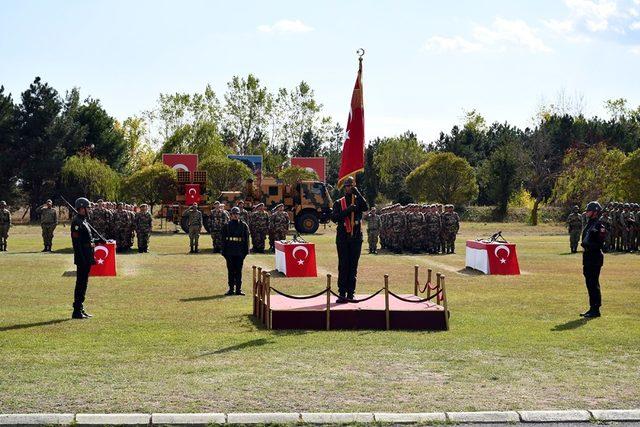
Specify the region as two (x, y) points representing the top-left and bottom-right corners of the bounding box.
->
(580, 201), (607, 318)
(330, 176), (369, 303)
(221, 206), (250, 296)
(185, 203), (203, 253)
(236, 200), (249, 225)
(365, 206), (381, 254)
(249, 202), (269, 253)
(209, 201), (229, 253)
(600, 209), (612, 253)
(566, 205), (583, 253)
(620, 203), (634, 252)
(134, 204), (152, 253)
(441, 204), (460, 254)
(272, 204), (289, 243)
(37, 199), (58, 252)
(113, 203), (130, 252)
(0, 201), (10, 251)
(70, 197), (96, 319)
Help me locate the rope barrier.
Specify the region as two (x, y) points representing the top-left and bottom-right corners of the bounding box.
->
(270, 287), (329, 300)
(329, 288), (384, 303)
(388, 289), (442, 303)
(419, 281), (440, 294)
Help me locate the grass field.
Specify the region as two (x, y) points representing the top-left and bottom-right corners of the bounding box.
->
(0, 222), (638, 413)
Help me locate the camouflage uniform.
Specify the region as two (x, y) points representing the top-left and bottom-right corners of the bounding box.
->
(90, 202), (112, 239)
(365, 208), (381, 254)
(390, 206), (406, 253)
(113, 205), (131, 251)
(134, 207), (153, 253)
(0, 201), (10, 251)
(272, 206), (289, 242)
(185, 205), (203, 253)
(38, 202), (58, 251)
(611, 203), (621, 251)
(600, 210), (612, 252)
(620, 204), (634, 252)
(210, 204), (229, 253)
(406, 206), (424, 253)
(249, 204), (270, 253)
(441, 205), (460, 254)
(566, 207), (583, 253)
(425, 206), (441, 254)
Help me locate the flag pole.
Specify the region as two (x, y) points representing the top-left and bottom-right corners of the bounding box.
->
(350, 49), (364, 236)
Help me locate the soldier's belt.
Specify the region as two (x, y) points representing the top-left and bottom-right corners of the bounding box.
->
(226, 237), (243, 242)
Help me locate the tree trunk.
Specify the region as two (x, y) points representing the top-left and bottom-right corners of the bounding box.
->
(531, 198), (541, 226)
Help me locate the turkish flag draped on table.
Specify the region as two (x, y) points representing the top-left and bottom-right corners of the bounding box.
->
(90, 241), (117, 276)
(465, 240), (520, 275)
(275, 241), (317, 277)
(185, 184), (200, 205)
(337, 55), (365, 188)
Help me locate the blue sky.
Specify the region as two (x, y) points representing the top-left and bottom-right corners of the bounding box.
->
(2, 0), (640, 142)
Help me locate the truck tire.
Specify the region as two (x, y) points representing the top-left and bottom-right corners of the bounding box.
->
(295, 212), (319, 234)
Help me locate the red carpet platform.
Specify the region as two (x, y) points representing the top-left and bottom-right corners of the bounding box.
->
(252, 266), (450, 331)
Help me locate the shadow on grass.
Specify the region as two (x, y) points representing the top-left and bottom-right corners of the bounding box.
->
(0, 318), (70, 332)
(558, 252), (577, 256)
(457, 267), (484, 276)
(180, 294), (228, 302)
(52, 247), (74, 254)
(551, 318), (590, 331)
(197, 338), (274, 356)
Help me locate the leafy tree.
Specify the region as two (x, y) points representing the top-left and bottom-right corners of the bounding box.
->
(620, 148), (640, 201)
(277, 166), (319, 185)
(291, 129), (322, 157)
(322, 122), (344, 188)
(374, 131), (428, 203)
(121, 163), (178, 212)
(406, 152), (478, 205)
(223, 74), (272, 154)
(553, 143), (626, 206)
(199, 156), (254, 199)
(0, 86), (21, 204)
(478, 141), (524, 219)
(361, 138), (381, 206)
(120, 116), (155, 174)
(61, 155), (121, 201)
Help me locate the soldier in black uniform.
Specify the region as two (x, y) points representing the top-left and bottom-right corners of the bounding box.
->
(580, 201), (607, 318)
(70, 197), (96, 319)
(330, 176), (369, 302)
(221, 206), (250, 296)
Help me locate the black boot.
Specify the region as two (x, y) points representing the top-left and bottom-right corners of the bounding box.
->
(41, 246), (48, 252)
(81, 309), (93, 318)
(224, 287), (235, 296)
(336, 293), (348, 304)
(194, 244), (199, 253)
(71, 307), (85, 319)
(189, 245), (194, 254)
(235, 286), (245, 296)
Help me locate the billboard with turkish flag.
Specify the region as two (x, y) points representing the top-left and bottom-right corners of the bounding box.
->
(90, 241), (117, 276)
(185, 184), (201, 205)
(162, 154), (199, 172)
(291, 157), (326, 182)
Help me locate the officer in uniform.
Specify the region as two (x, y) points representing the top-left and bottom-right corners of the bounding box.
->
(0, 201), (10, 251)
(185, 203), (203, 253)
(566, 205), (583, 253)
(330, 176), (369, 302)
(580, 201), (607, 318)
(365, 206), (381, 254)
(71, 197), (96, 319)
(221, 206), (250, 296)
(37, 199), (58, 252)
(134, 203), (153, 253)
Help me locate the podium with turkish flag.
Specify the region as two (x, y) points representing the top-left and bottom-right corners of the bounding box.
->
(465, 240), (520, 275)
(90, 241), (117, 276)
(274, 241), (317, 277)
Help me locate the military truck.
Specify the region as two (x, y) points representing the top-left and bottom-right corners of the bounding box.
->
(219, 176), (332, 234)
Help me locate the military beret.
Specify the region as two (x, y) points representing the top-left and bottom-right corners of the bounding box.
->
(254, 202), (264, 209)
(230, 207), (240, 214)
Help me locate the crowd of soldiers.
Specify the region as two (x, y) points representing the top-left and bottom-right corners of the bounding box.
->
(88, 200), (153, 253)
(569, 202), (639, 253)
(365, 203), (461, 254)
(184, 200), (290, 254)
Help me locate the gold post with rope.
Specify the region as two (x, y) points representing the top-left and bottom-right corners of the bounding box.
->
(414, 265), (419, 296)
(384, 274), (390, 330)
(266, 273), (271, 329)
(252, 266), (257, 316)
(326, 274), (332, 331)
(257, 267), (263, 322)
(441, 275), (449, 331)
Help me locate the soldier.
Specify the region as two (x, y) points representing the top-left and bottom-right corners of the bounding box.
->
(580, 201), (607, 318)
(441, 204), (460, 254)
(90, 200), (111, 240)
(406, 205), (423, 253)
(611, 202), (621, 251)
(272, 204), (289, 243)
(620, 203), (634, 252)
(37, 199), (58, 252)
(0, 201), (10, 251)
(236, 200), (249, 225)
(184, 203), (203, 253)
(566, 205), (583, 253)
(209, 201), (229, 253)
(425, 204), (441, 254)
(633, 203), (640, 252)
(248, 202), (269, 253)
(134, 204), (153, 253)
(221, 206), (250, 296)
(600, 209), (612, 253)
(113, 203), (130, 252)
(70, 197), (96, 319)
(330, 176), (369, 302)
(365, 206), (381, 254)
(126, 204), (136, 249)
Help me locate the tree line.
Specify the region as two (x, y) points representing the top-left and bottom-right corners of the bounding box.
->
(1, 76), (639, 223)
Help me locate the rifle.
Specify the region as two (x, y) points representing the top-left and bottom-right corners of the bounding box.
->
(59, 196), (108, 243)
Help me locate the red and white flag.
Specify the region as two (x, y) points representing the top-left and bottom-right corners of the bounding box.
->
(185, 184), (200, 205)
(337, 57), (365, 188)
(90, 241), (117, 276)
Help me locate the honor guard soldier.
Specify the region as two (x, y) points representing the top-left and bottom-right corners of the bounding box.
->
(209, 201), (229, 253)
(221, 207), (250, 296)
(37, 199), (58, 252)
(566, 205), (583, 253)
(71, 197), (96, 319)
(331, 176), (369, 302)
(0, 201), (10, 251)
(185, 203), (203, 253)
(580, 201), (607, 318)
(365, 206), (381, 254)
(134, 204), (153, 253)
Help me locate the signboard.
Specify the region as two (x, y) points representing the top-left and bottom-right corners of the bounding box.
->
(228, 155), (263, 180)
(162, 154), (199, 172)
(291, 157), (326, 182)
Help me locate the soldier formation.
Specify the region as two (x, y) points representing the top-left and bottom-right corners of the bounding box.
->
(568, 202), (639, 253)
(366, 203), (461, 255)
(89, 200), (151, 253)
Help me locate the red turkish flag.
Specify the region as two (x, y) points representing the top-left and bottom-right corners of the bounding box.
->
(337, 58), (365, 188)
(185, 184), (200, 205)
(90, 241), (117, 276)
(487, 243), (520, 275)
(275, 242), (317, 277)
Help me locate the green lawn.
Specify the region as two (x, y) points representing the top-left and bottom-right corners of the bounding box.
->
(0, 222), (638, 413)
